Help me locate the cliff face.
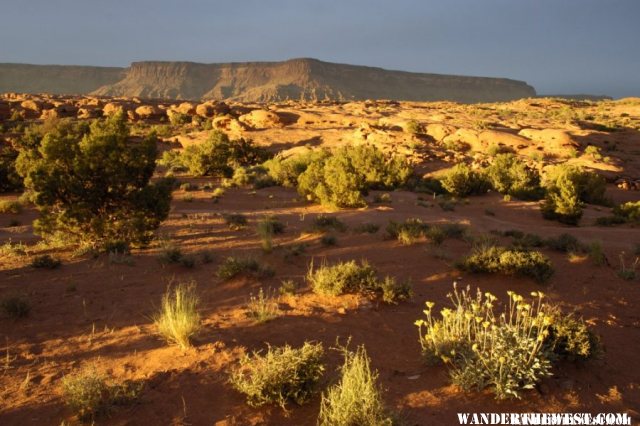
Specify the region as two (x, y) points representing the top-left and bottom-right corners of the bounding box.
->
(0, 64), (125, 95)
(2, 58), (536, 102)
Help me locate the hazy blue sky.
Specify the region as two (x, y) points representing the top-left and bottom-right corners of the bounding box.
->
(1, 0), (638, 97)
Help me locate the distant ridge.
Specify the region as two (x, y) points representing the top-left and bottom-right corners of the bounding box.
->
(0, 58), (536, 103)
(538, 94), (612, 101)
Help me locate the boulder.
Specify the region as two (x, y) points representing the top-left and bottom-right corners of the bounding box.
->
(176, 102), (196, 115)
(425, 123), (455, 141)
(212, 116), (246, 133)
(77, 107), (101, 119)
(135, 105), (165, 120)
(238, 109), (283, 129)
(195, 101), (230, 118)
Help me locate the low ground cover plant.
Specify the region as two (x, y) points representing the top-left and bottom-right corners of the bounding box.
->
(62, 365), (143, 421)
(386, 219), (468, 246)
(230, 342), (324, 410)
(1, 294), (30, 319)
(31, 254), (61, 269)
(458, 245), (553, 283)
(306, 259), (411, 303)
(217, 257), (274, 280)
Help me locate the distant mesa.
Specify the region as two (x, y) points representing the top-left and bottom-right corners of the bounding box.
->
(0, 58), (536, 103)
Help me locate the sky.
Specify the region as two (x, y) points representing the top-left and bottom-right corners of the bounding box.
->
(1, 0), (638, 98)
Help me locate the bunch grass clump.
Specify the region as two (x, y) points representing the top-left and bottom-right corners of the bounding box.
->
(257, 215), (285, 252)
(247, 288), (281, 323)
(153, 282), (201, 349)
(318, 345), (394, 426)
(230, 342), (324, 410)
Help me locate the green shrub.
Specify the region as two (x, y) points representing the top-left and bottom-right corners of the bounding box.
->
(216, 257), (273, 280)
(179, 182), (196, 191)
(541, 165), (608, 225)
(0, 200), (22, 214)
(279, 279), (299, 296)
(387, 220), (466, 246)
(545, 233), (583, 252)
(153, 282), (201, 349)
(16, 112), (172, 248)
(320, 235), (337, 246)
(458, 245), (553, 283)
(307, 260), (378, 297)
(158, 242), (183, 264)
(181, 131), (269, 177)
(613, 201), (640, 222)
(599, 201), (640, 226)
(587, 241), (606, 266)
(230, 342), (324, 409)
(379, 276), (412, 304)
(416, 286), (554, 399)
(0, 145), (22, 193)
(225, 213), (248, 230)
(440, 164), (490, 197)
(318, 345), (393, 426)
(31, 254), (61, 269)
(405, 120), (422, 134)
(313, 215), (347, 233)
(263, 149), (329, 188)
(617, 252), (638, 280)
(485, 154), (542, 200)
(1, 295), (30, 319)
(411, 176), (447, 195)
(502, 230), (544, 249)
(353, 223), (380, 234)
(168, 111), (191, 126)
(297, 144), (412, 208)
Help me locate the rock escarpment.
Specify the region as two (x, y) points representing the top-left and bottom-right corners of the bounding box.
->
(1, 58), (536, 103)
